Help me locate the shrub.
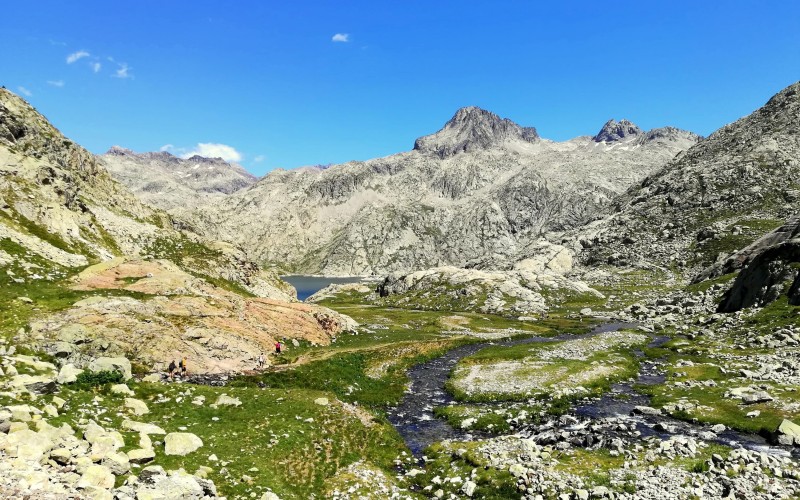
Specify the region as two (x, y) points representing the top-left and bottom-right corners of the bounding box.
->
(74, 370), (123, 387)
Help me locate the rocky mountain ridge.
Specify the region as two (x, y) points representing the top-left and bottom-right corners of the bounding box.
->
(99, 146), (257, 211)
(175, 107), (698, 275)
(575, 81), (800, 279)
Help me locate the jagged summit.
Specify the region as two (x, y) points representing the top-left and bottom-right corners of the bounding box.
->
(593, 119), (643, 142)
(413, 106), (539, 158)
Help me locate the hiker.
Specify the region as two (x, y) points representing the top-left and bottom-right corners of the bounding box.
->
(258, 353), (265, 368)
(275, 341), (282, 354)
(179, 357), (188, 377)
(168, 360), (177, 380)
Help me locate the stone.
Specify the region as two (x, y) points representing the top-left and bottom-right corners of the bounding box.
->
(25, 379), (57, 395)
(124, 398), (150, 415)
(164, 432), (203, 456)
(57, 364), (84, 384)
(77, 464), (115, 489)
(314, 397), (329, 406)
(462, 480), (477, 497)
(50, 447), (73, 465)
(742, 391), (773, 404)
(142, 374), (161, 383)
(711, 424), (726, 434)
(128, 448), (156, 464)
(110, 383), (134, 395)
(3, 429), (53, 461)
(121, 420), (166, 435)
(136, 474), (205, 499)
(88, 357), (132, 381)
(777, 419), (800, 446)
(102, 451), (130, 475)
(212, 394), (241, 407)
(52, 396), (66, 408)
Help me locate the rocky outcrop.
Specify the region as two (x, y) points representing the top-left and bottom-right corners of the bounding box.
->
(100, 146), (257, 211)
(717, 216), (800, 312)
(24, 258), (356, 373)
(181, 107), (698, 275)
(371, 243), (601, 316)
(576, 81), (800, 276)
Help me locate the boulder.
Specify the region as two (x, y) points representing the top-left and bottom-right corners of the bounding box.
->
(128, 448), (156, 464)
(135, 474), (206, 500)
(212, 394), (241, 407)
(77, 464), (115, 489)
(88, 357), (132, 380)
(314, 397), (329, 406)
(121, 420), (165, 435)
(110, 384), (134, 395)
(24, 379), (58, 395)
(124, 398), (150, 415)
(57, 363), (83, 384)
(102, 451), (131, 475)
(742, 391), (774, 404)
(777, 419), (800, 446)
(164, 432), (203, 456)
(4, 429), (53, 461)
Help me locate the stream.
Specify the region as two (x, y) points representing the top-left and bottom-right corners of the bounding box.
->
(387, 322), (794, 458)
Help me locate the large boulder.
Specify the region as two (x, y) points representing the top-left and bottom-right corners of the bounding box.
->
(777, 419), (800, 446)
(88, 357), (132, 380)
(716, 216), (800, 312)
(164, 432), (203, 456)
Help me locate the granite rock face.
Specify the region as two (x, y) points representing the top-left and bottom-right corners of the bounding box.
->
(180, 107), (698, 275)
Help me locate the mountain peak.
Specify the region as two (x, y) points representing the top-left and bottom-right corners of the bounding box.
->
(414, 106), (538, 158)
(593, 119), (643, 143)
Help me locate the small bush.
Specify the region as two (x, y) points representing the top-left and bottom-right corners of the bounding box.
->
(74, 370), (123, 387)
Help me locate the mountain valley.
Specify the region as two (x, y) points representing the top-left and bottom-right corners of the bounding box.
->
(0, 81), (799, 500)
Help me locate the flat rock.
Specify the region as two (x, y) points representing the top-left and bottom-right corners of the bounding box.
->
(122, 420), (165, 435)
(128, 448), (156, 464)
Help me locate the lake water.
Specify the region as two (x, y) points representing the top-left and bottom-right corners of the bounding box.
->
(281, 275), (366, 301)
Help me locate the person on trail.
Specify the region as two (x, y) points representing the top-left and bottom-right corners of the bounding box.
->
(179, 357), (188, 377)
(275, 341), (282, 354)
(168, 360), (177, 380)
(258, 353), (265, 368)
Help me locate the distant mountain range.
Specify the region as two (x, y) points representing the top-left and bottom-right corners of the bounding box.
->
(164, 107), (698, 275)
(99, 146), (257, 210)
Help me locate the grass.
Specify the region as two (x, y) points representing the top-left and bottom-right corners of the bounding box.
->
(447, 330), (646, 403)
(27, 381), (407, 500)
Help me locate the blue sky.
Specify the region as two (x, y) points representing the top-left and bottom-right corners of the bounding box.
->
(3, 1), (799, 175)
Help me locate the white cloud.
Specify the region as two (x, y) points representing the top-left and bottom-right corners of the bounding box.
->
(67, 50), (90, 64)
(17, 86), (32, 97)
(253, 155), (266, 163)
(160, 144), (175, 152)
(112, 63), (132, 79)
(332, 33), (350, 43)
(47, 80), (65, 87)
(181, 143), (242, 162)
(91, 62), (102, 73)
